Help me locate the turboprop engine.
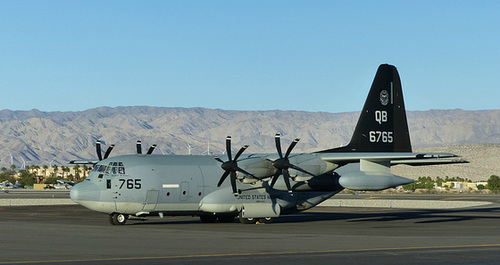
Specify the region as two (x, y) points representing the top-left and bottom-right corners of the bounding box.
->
(237, 157), (276, 183)
(287, 154), (337, 181)
(237, 154), (337, 183)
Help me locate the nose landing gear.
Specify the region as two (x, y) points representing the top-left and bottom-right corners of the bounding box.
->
(109, 213), (128, 225)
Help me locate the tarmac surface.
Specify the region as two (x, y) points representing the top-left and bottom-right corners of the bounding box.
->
(1, 192), (500, 264)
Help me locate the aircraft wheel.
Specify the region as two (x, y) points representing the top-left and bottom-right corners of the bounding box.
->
(238, 211), (257, 224)
(199, 215), (217, 223)
(109, 213), (128, 225)
(259, 217), (273, 223)
(217, 215), (235, 223)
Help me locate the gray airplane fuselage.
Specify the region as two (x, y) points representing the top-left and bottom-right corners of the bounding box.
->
(70, 154), (341, 218)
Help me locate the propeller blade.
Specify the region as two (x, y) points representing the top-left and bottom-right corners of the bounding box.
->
(96, 141), (103, 161)
(226, 136), (232, 161)
(217, 171), (230, 187)
(285, 138), (300, 158)
(147, 144), (156, 155)
(230, 171), (238, 195)
(270, 171), (281, 188)
(283, 169), (293, 193)
(275, 133), (283, 158)
(214, 156), (224, 163)
(136, 140), (142, 154)
(233, 145), (249, 161)
(289, 163), (316, 177)
(103, 144), (115, 159)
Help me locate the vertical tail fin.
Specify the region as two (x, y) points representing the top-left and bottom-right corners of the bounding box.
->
(321, 64), (412, 153)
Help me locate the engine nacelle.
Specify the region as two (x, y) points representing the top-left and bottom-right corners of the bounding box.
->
(288, 154), (337, 179)
(238, 157), (275, 179)
(338, 171), (413, 191)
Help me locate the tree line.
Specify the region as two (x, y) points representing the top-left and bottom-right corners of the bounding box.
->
(402, 175), (500, 191)
(0, 164), (91, 187)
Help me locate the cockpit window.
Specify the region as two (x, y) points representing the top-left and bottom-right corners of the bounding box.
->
(91, 162), (126, 175)
(108, 162), (125, 175)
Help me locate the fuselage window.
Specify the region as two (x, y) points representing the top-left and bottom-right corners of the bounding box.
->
(93, 165), (107, 173)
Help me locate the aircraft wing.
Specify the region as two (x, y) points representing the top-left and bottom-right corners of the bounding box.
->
(319, 152), (467, 165)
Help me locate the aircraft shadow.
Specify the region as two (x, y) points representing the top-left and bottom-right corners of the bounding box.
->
(275, 206), (500, 224)
(128, 206), (500, 225)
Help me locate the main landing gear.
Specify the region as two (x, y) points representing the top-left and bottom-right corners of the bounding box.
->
(199, 214), (273, 224)
(238, 212), (273, 224)
(109, 213), (128, 225)
(199, 214), (236, 223)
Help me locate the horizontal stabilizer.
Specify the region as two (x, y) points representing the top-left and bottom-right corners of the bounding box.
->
(320, 152), (460, 164)
(391, 158), (469, 166)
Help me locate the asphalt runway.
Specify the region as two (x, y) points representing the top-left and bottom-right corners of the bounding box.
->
(0, 190), (70, 199)
(1, 203), (500, 265)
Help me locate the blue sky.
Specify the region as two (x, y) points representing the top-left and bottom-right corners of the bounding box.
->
(1, 1), (499, 113)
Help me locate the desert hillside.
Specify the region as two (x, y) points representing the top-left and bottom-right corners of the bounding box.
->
(0, 107), (499, 176)
(393, 144), (500, 181)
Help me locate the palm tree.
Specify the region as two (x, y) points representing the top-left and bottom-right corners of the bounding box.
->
(43, 165), (48, 177)
(82, 165), (89, 178)
(63, 167), (70, 179)
(33, 165), (41, 183)
(60, 166), (66, 178)
(52, 165), (59, 177)
(74, 165), (81, 181)
(41, 165), (48, 183)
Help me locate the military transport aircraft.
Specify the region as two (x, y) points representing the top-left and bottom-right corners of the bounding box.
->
(70, 64), (466, 225)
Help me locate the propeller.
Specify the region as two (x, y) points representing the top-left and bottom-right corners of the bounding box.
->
(136, 140), (142, 154)
(147, 144), (157, 155)
(96, 140), (115, 161)
(269, 133), (315, 193)
(214, 136), (254, 196)
(137, 140), (157, 154)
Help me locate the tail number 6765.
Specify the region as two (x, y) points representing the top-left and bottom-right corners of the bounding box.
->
(369, 131), (393, 143)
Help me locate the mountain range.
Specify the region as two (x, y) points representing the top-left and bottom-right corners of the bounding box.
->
(1, 107), (499, 180)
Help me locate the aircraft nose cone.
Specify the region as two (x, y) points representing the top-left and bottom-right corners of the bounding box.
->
(70, 181), (101, 203)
